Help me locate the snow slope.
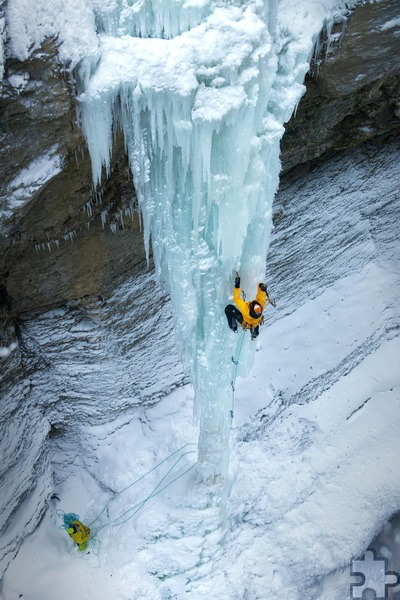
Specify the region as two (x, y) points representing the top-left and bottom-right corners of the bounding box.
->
(3, 137), (399, 600)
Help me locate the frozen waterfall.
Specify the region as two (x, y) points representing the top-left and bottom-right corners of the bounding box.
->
(78, 0), (350, 480)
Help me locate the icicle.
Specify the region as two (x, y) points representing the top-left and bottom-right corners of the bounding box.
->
(101, 209), (108, 229)
(92, 0), (210, 40)
(79, 0), (350, 481)
(84, 200), (93, 217)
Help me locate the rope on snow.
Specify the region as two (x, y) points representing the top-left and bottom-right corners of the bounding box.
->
(57, 443), (196, 553)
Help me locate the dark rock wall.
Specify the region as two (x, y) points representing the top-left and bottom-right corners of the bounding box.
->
(0, 40), (144, 316)
(281, 0), (400, 180)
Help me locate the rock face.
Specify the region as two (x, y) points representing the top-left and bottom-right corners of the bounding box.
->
(1, 1), (399, 320)
(0, 0), (400, 575)
(0, 269), (185, 574)
(0, 40), (144, 316)
(281, 0), (400, 179)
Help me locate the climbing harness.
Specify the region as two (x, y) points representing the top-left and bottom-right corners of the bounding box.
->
(57, 443), (196, 553)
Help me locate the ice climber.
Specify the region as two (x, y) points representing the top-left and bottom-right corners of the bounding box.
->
(67, 520), (91, 551)
(225, 275), (273, 340)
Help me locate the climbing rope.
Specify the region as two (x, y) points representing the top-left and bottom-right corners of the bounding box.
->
(92, 449), (195, 533)
(58, 511), (81, 531)
(88, 443), (195, 528)
(230, 328), (246, 420)
(57, 443), (196, 552)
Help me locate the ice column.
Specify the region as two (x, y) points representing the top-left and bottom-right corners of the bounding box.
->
(79, 0), (320, 480)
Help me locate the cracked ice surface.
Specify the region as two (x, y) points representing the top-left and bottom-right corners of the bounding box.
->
(3, 137), (400, 600)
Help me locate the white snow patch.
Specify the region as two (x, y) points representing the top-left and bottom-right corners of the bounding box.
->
(6, 0), (99, 66)
(0, 342), (18, 358)
(3, 326), (400, 599)
(380, 17), (400, 31)
(1, 146), (63, 220)
(7, 71), (29, 92)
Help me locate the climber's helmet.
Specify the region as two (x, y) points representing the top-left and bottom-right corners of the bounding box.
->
(250, 301), (263, 318)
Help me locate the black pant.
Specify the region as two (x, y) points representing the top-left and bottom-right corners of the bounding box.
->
(225, 305), (260, 339)
(225, 304), (243, 331)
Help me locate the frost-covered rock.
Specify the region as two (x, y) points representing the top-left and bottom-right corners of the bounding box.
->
(0, 269), (185, 573)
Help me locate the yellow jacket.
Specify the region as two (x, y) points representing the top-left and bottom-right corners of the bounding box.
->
(67, 521), (90, 546)
(233, 285), (268, 328)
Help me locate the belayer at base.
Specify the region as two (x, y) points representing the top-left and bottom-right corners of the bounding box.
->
(225, 275), (274, 340)
(67, 520), (91, 551)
